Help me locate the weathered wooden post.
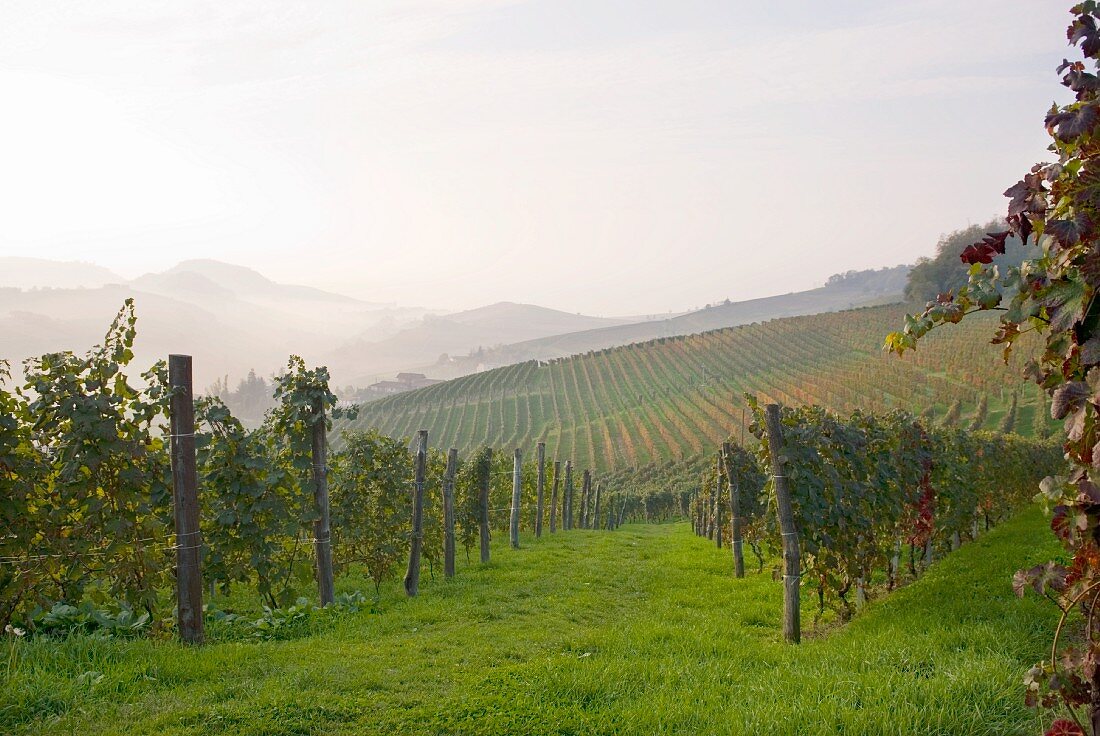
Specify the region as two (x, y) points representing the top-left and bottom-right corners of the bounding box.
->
(765, 403), (801, 644)
(579, 469), (591, 529)
(404, 429), (428, 597)
(564, 461), (574, 530)
(443, 448), (458, 578)
(722, 442), (745, 578)
(311, 394), (335, 606)
(169, 354), (204, 644)
(692, 489), (699, 535)
(509, 448), (523, 549)
(593, 481), (602, 530)
(705, 475), (715, 540)
(714, 459), (723, 549)
(550, 460), (561, 533)
(479, 447), (492, 563)
(535, 443), (546, 538)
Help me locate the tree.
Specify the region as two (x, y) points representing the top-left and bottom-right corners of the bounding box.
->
(904, 221), (1037, 303)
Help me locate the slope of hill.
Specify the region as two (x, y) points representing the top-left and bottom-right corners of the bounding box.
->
(329, 301), (643, 384)
(131, 259), (377, 306)
(422, 265), (911, 378)
(338, 302), (1048, 470)
(0, 257), (124, 290)
(0, 260), (433, 390)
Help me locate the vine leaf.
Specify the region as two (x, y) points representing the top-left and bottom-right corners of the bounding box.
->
(1045, 718), (1086, 736)
(1013, 562), (1068, 598)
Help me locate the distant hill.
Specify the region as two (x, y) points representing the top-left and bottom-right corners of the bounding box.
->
(0, 260), (432, 391)
(1, 260), (913, 401)
(0, 257), (125, 290)
(422, 265), (911, 378)
(329, 302), (642, 385)
(131, 259), (380, 306)
(337, 301), (1050, 471)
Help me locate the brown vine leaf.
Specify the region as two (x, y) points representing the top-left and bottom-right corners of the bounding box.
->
(1052, 381), (1089, 419)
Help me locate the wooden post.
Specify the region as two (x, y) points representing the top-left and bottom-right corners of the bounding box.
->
(443, 448), (458, 578)
(705, 476), (715, 540)
(479, 448), (491, 563)
(509, 448), (522, 549)
(535, 443), (546, 538)
(404, 429), (428, 597)
(311, 395), (335, 606)
(593, 482), (602, 530)
(564, 461), (574, 530)
(765, 403), (801, 644)
(692, 489), (699, 535)
(617, 499), (627, 528)
(168, 354), (204, 645)
(581, 470), (591, 529)
(714, 461), (723, 549)
(549, 460), (560, 533)
(722, 443), (744, 578)
(889, 538), (901, 589)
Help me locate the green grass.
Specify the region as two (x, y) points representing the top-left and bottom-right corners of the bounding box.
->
(2, 509), (1063, 735)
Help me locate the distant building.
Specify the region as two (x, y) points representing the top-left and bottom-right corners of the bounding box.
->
(364, 372), (442, 398)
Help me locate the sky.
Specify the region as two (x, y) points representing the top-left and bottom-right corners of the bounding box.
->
(0, 1), (1076, 315)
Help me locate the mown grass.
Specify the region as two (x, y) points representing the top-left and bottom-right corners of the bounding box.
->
(2, 510), (1063, 735)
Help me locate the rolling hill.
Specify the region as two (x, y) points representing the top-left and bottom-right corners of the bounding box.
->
(421, 265), (911, 378)
(329, 301), (643, 385)
(0, 259), (433, 390)
(0, 257), (125, 290)
(337, 302), (1048, 470)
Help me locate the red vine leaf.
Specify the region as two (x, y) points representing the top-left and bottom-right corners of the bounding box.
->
(1046, 718), (1086, 736)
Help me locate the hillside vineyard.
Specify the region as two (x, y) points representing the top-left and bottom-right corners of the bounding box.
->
(339, 303), (1037, 470)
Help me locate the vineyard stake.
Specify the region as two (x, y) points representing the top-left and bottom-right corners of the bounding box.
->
(564, 461), (574, 530)
(443, 448), (458, 578)
(714, 458), (723, 549)
(311, 395), (335, 606)
(723, 443), (745, 578)
(535, 442), (546, 538)
(549, 460), (560, 533)
(765, 403), (801, 644)
(580, 469), (591, 529)
(593, 481), (602, 531)
(509, 448), (522, 549)
(404, 429), (428, 597)
(479, 447), (491, 563)
(168, 354), (204, 645)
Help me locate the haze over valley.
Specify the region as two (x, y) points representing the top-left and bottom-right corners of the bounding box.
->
(1, 255), (909, 395)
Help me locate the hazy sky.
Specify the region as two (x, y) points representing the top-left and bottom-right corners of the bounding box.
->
(0, 1), (1073, 314)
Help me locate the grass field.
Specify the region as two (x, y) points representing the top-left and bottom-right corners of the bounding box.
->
(3, 509), (1062, 736)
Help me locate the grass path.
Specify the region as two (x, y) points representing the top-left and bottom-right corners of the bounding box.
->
(3, 511), (1063, 735)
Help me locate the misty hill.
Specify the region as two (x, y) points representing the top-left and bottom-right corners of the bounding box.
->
(329, 302), (640, 385)
(2, 259), (909, 397)
(422, 265), (911, 378)
(0, 257), (125, 290)
(131, 260), (378, 306)
(338, 301), (1046, 472)
(0, 260), (433, 391)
